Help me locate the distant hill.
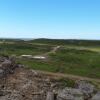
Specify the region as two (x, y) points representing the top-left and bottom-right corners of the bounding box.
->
(1, 38), (100, 46)
(0, 38), (24, 42)
(30, 38), (100, 46)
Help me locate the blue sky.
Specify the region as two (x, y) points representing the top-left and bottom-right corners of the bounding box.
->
(0, 0), (100, 39)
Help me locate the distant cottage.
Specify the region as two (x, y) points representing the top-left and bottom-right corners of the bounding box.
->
(21, 55), (46, 60)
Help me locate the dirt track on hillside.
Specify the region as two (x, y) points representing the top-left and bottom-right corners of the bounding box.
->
(36, 70), (100, 83)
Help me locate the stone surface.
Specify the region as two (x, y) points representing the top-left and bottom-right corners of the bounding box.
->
(76, 80), (95, 99)
(0, 69), (4, 78)
(91, 92), (100, 100)
(57, 87), (84, 100)
(46, 92), (54, 100)
(0, 56), (99, 100)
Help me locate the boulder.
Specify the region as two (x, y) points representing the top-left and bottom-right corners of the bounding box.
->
(76, 81), (95, 99)
(1, 60), (12, 69)
(0, 69), (4, 78)
(31, 70), (39, 76)
(46, 92), (54, 100)
(57, 87), (84, 100)
(91, 92), (100, 100)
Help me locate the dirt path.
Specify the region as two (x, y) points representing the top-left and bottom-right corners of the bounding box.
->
(43, 46), (61, 56)
(20, 45), (61, 59)
(49, 46), (61, 54)
(36, 70), (100, 83)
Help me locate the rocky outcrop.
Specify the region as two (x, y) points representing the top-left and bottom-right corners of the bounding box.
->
(91, 92), (100, 100)
(76, 80), (96, 99)
(46, 92), (54, 100)
(57, 88), (84, 100)
(0, 56), (18, 78)
(0, 56), (99, 100)
(0, 69), (4, 78)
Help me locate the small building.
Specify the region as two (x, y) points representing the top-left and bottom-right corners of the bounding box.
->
(21, 55), (33, 59)
(21, 55), (46, 60)
(33, 56), (46, 60)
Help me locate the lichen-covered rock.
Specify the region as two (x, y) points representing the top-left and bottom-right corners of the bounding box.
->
(76, 80), (95, 99)
(0, 90), (22, 100)
(91, 92), (100, 100)
(57, 87), (84, 100)
(1, 60), (12, 69)
(0, 56), (99, 100)
(0, 69), (4, 78)
(46, 92), (54, 100)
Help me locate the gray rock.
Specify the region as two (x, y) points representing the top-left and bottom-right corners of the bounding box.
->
(1, 60), (12, 69)
(31, 70), (39, 76)
(0, 69), (4, 78)
(0, 91), (5, 96)
(57, 87), (84, 100)
(91, 92), (100, 100)
(76, 81), (95, 99)
(46, 92), (54, 100)
(17, 64), (24, 68)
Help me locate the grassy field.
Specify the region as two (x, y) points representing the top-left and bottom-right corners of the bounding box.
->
(17, 48), (100, 79)
(0, 42), (52, 56)
(0, 39), (100, 79)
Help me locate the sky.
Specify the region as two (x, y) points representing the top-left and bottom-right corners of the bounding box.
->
(0, 0), (100, 39)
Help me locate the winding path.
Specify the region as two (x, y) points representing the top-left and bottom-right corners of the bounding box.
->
(36, 70), (100, 83)
(43, 46), (61, 56)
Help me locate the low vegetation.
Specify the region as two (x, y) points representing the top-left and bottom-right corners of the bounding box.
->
(0, 39), (100, 79)
(0, 42), (52, 56)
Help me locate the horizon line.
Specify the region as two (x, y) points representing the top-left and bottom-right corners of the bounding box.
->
(0, 37), (100, 41)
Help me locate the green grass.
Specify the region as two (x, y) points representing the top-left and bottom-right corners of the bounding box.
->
(17, 48), (100, 79)
(57, 78), (75, 88)
(0, 42), (52, 56)
(49, 48), (100, 78)
(0, 39), (100, 79)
